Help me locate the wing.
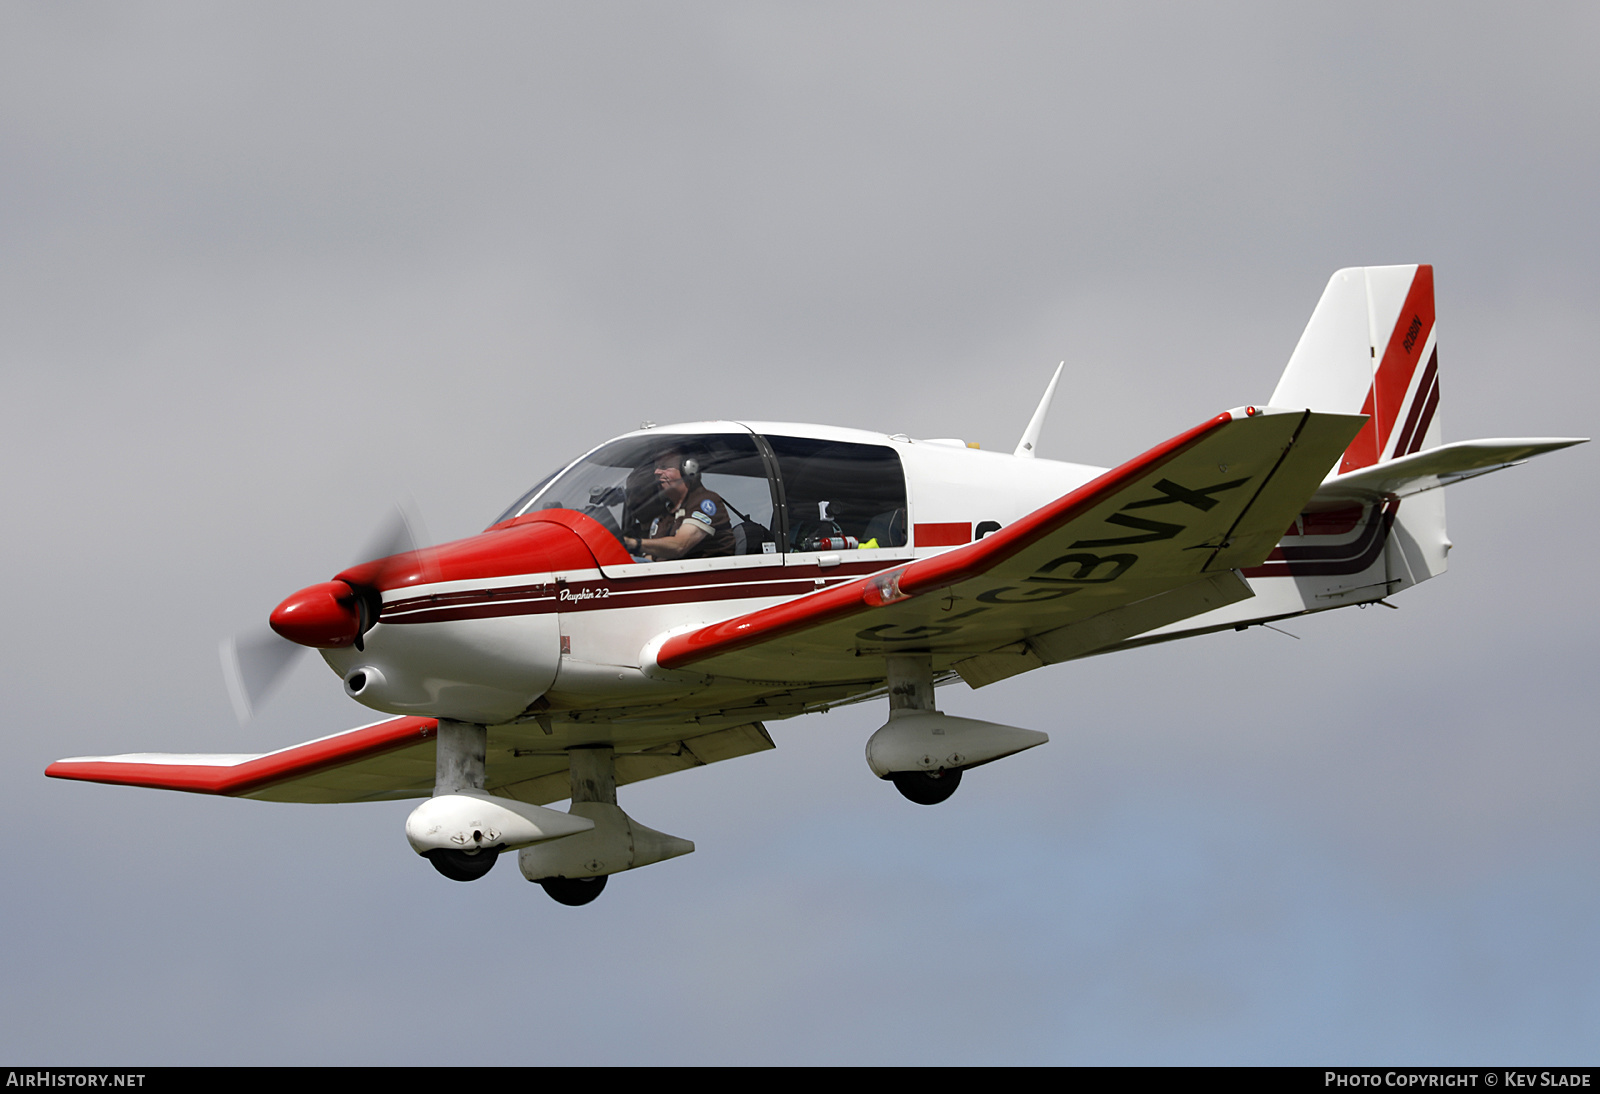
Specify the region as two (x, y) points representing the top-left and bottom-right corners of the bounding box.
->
(650, 407), (1366, 686)
(46, 716), (439, 802)
(47, 716), (774, 804)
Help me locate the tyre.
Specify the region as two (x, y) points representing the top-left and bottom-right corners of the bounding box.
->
(891, 768), (962, 805)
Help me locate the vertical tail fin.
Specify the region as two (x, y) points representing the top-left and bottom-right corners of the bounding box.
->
(1271, 265), (1442, 475)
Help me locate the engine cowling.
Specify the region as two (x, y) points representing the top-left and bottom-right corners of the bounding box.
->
(312, 513), (622, 724)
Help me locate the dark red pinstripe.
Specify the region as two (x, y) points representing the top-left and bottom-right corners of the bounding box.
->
(1405, 372), (1441, 456)
(1391, 348), (1439, 458)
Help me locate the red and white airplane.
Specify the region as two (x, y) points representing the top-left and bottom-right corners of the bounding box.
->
(48, 265), (1583, 905)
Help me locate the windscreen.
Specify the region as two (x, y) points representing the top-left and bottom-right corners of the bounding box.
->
(493, 433), (777, 556)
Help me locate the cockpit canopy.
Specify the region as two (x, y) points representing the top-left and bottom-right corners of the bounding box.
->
(494, 429), (909, 559)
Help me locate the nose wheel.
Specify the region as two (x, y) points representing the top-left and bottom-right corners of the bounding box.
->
(425, 847), (499, 882)
(422, 844), (496, 882)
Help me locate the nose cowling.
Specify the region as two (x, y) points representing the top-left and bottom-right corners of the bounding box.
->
(275, 510), (628, 724)
(270, 580), (363, 649)
(271, 511), (633, 654)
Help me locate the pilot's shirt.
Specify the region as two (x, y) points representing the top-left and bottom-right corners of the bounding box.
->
(649, 486), (736, 558)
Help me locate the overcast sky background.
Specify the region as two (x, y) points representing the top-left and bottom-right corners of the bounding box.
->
(2, 2), (1596, 1065)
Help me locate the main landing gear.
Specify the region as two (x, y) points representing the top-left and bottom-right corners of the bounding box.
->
(517, 746), (694, 905)
(890, 768), (963, 806)
(402, 722), (695, 905)
(867, 654), (1048, 805)
(539, 875), (608, 906)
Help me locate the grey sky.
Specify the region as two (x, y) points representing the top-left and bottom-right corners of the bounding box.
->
(3, 2), (1595, 1063)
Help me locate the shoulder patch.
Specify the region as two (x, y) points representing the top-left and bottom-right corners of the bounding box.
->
(700, 499), (717, 516)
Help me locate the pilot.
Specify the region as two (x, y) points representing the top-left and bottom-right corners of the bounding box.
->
(622, 449), (736, 561)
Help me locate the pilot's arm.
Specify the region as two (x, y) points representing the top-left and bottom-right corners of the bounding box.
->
(626, 524), (707, 561)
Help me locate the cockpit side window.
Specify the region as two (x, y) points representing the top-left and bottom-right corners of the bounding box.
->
(496, 433), (779, 560)
(763, 436), (908, 551)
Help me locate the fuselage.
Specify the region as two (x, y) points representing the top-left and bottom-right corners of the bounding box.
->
(274, 417), (1423, 755)
(296, 421), (1105, 733)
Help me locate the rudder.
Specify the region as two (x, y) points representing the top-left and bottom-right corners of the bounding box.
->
(1270, 265), (1442, 475)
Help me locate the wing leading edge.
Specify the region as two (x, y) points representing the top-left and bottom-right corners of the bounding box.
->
(46, 716), (776, 805)
(46, 716), (440, 801)
(651, 406), (1366, 683)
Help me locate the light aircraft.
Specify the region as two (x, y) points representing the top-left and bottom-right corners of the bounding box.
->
(48, 265), (1583, 905)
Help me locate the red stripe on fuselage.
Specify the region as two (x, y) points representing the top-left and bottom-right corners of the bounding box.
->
(1243, 499), (1398, 578)
(1282, 505), (1364, 538)
(383, 578), (846, 625)
(376, 560), (896, 625)
(914, 522), (971, 547)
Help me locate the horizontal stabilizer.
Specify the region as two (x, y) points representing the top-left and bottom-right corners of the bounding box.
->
(1313, 437), (1586, 503)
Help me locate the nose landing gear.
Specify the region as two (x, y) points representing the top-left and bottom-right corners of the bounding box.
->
(890, 768), (963, 806)
(426, 846), (499, 882)
(406, 720), (593, 885)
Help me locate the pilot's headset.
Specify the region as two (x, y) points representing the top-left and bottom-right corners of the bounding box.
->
(675, 451), (704, 487)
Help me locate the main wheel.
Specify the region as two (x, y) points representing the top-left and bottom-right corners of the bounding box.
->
(540, 875), (608, 906)
(425, 847), (499, 882)
(891, 768), (962, 805)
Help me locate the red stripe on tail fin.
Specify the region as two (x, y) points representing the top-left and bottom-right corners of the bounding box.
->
(1339, 265), (1435, 473)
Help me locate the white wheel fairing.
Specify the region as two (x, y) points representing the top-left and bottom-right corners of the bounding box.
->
(405, 791), (594, 856)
